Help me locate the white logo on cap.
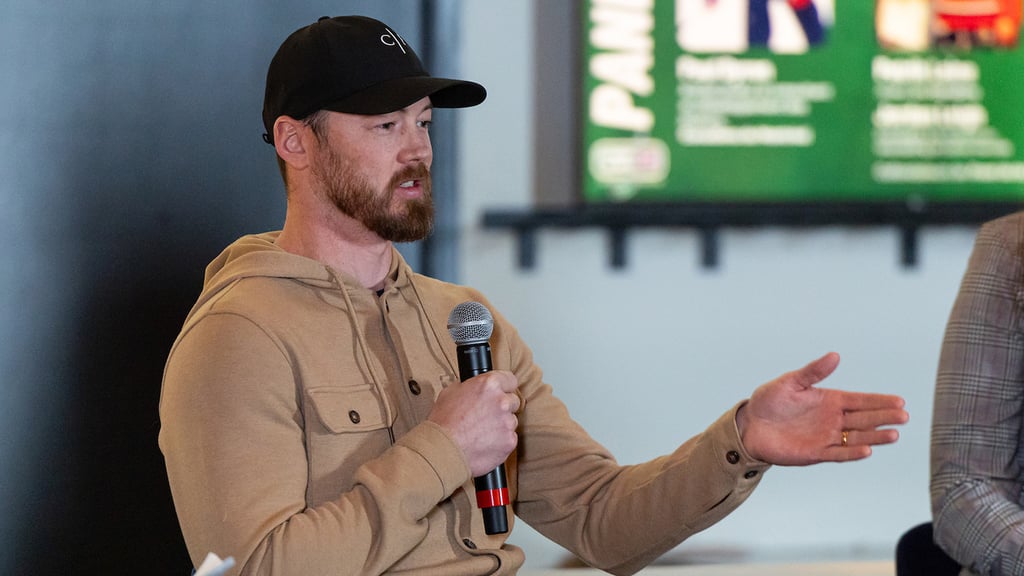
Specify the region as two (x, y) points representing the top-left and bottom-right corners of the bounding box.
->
(380, 27), (408, 54)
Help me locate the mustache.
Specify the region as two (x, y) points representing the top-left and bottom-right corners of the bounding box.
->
(388, 163), (431, 190)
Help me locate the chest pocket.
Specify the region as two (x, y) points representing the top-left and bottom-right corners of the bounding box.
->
(304, 384), (392, 505)
(308, 384), (389, 433)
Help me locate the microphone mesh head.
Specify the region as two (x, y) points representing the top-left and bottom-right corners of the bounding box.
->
(447, 301), (494, 345)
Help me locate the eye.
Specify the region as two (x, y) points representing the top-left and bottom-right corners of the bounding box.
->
(417, 120), (432, 130)
(376, 121), (396, 131)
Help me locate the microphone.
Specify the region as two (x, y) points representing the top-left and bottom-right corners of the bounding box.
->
(447, 301), (510, 535)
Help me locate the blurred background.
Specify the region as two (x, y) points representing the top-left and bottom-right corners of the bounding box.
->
(1, 0), (1018, 574)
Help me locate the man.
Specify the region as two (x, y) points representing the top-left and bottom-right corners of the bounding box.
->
(931, 212), (1024, 575)
(159, 15), (909, 576)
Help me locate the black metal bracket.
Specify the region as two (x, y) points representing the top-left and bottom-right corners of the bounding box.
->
(481, 201), (1022, 270)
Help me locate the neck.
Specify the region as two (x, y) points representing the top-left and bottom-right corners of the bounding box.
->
(277, 203), (393, 292)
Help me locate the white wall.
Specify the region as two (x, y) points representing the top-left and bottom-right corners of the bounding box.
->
(458, 1), (978, 569)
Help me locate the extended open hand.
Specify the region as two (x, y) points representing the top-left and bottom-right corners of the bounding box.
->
(736, 352), (909, 466)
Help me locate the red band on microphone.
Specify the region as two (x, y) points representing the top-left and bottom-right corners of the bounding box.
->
(476, 487), (510, 508)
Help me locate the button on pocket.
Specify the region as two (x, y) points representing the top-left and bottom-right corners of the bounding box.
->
(307, 385), (386, 433)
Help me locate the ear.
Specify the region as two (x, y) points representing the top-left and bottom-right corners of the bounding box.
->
(273, 116), (313, 170)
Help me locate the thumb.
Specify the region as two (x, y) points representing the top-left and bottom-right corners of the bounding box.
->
(790, 351), (840, 390)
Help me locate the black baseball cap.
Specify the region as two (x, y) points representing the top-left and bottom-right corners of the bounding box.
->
(261, 15), (487, 144)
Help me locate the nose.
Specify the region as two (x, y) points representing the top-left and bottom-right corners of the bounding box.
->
(399, 124), (432, 167)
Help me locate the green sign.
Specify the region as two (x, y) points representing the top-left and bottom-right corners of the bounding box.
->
(583, 0), (1024, 203)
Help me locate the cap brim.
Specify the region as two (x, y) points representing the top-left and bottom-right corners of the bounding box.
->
(323, 76), (486, 115)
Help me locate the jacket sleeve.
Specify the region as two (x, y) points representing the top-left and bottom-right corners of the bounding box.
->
(931, 216), (1024, 576)
(494, 315), (769, 576)
(159, 312), (470, 576)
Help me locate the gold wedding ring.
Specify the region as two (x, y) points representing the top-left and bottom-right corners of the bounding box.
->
(841, 430), (849, 447)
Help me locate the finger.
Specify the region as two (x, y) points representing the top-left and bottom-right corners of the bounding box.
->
(497, 370), (519, 393)
(478, 371), (517, 397)
(512, 392), (522, 413)
(840, 428), (900, 448)
(790, 351), (840, 389)
(821, 445), (873, 462)
(839, 391), (907, 412)
(842, 408), (910, 430)
(502, 392), (522, 414)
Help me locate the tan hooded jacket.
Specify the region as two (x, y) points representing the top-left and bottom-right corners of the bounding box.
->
(159, 232), (769, 576)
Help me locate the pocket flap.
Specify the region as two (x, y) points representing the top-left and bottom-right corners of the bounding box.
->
(307, 385), (388, 434)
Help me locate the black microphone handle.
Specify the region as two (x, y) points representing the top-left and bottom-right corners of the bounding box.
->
(456, 342), (492, 378)
(456, 342), (510, 535)
(474, 464), (509, 535)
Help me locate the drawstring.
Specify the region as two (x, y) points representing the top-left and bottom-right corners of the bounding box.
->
(406, 272), (459, 381)
(329, 268), (397, 444)
(323, 255), (460, 449)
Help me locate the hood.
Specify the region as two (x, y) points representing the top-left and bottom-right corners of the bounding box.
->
(185, 231), (370, 325)
(186, 231), (418, 322)
(189, 232), (329, 318)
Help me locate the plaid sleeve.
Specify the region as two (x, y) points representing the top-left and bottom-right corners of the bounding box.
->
(931, 213), (1024, 576)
